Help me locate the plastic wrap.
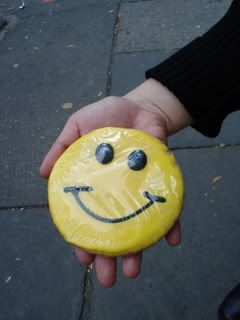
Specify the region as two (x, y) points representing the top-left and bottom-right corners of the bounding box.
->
(48, 127), (184, 256)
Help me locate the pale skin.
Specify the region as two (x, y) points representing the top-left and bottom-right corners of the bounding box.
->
(40, 78), (193, 288)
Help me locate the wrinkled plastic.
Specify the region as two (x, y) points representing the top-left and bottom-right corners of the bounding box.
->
(48, 127), (184, 256)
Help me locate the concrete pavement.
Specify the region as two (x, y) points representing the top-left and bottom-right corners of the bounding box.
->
(0, 1), (239, 319)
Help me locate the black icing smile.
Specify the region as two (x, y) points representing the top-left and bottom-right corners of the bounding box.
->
(64, 186), (166, 224)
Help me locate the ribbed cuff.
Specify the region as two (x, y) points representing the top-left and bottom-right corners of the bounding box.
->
(146, 0), (240, 137)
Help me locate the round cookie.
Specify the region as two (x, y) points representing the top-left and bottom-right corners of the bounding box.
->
(48, 127), (184, 256)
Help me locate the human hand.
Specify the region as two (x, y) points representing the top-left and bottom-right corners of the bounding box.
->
(40, 79), (192, 287)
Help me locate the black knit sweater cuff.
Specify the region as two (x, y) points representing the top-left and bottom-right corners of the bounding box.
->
(146, 0), (240, 137)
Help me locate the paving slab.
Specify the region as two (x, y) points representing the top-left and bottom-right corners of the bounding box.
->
(111, 51), (240, 148)
(116, 0), (232, 52)
(89, 146), (240, 320)
(0, 0), (118, 18)
(0, 208), (85, 320)
(0, 4), (117, 207)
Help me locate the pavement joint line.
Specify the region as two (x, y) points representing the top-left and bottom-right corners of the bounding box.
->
(114, 48), (179, 55)
(1, 9), (80, 20)
(0, 143), (238, 211)
(0, 204), (48, 211)
(105, 2), (121, 96)
(170, 143), (240, 152)
(79, 265), (94, 320)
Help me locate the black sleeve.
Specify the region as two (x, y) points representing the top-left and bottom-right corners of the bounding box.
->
(145, 0), (240, 137)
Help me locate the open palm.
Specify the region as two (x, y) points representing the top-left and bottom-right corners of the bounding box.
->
(40, 96), (181, 287)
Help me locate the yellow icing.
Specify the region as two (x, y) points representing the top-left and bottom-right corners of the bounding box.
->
(48, 127), (184, 255)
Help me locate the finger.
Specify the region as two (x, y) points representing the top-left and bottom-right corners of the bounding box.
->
(122, 252), (142, 278)
(73, 246), (94, 265)
(39, 116), (80, 178)
(95, 255), (117, 288)
(165, 220), (181, 246)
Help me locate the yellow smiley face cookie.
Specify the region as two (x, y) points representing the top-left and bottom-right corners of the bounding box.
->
(48, 127), (184, 256)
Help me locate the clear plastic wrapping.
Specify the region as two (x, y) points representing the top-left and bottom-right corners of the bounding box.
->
(48, 127), (184, 256)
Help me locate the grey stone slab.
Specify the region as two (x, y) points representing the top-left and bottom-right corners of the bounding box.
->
(122, 0), (157, 1)
(0, 208), (85, 320)
(89, 146), (240, 320)
(111, 50), (174, 95)
(169, 114), (240, 149)
(0, 0), (118, 18)
(111, 51), (240, 148)
(0, 4), (117, 207)
(116, 0), (232, 52)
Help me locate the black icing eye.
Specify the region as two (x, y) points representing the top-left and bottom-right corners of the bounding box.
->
(128, 150), (147, 171)
(95, 143), (114, 164)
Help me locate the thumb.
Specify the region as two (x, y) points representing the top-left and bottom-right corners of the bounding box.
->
(136, 125), (168, 145)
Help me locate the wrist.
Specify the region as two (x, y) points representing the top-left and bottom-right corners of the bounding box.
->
(124, 78), (193, 136)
